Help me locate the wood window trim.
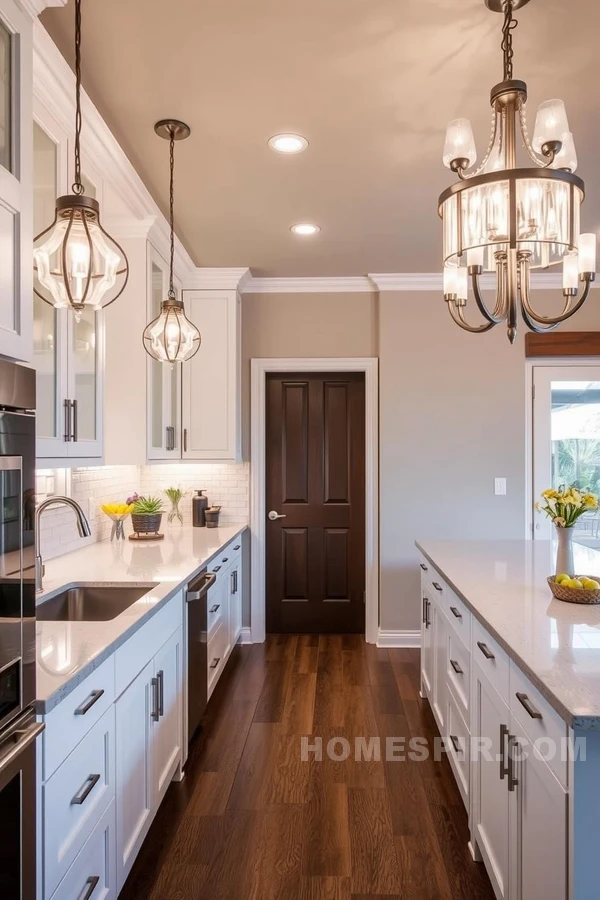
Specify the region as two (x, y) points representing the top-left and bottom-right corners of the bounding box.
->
(525, 332), (600, 358)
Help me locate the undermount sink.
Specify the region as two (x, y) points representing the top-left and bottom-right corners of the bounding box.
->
(36, 585), (152, 622)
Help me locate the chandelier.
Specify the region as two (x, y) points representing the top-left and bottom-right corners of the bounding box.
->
(33, 0), (128, 320)
(439, 0), (596, 343)
(142, 120), (201, 364)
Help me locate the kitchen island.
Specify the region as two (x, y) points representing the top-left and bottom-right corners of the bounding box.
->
(417, 538), (600, 900)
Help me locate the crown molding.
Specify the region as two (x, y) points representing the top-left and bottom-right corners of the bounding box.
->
(369, 273), (441, 291)
(242, 276), (375, 294)
(103, 216), (158, 240)
(182, 267), (251, 291)
(18, 0), (66, 18)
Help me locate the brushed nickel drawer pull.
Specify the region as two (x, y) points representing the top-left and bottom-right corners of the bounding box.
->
(432, 582), (443, 592)
(516, 692), (542, 720)
(233, 545), (241, 550)
(449, 735), (462, 755)
(477, 641), (496, 660)
(209, 604), (220, 614)
(500, 724), (509, 780)
(507, 735), (519, 792)
(157, 670), (164, 718)
(151, 677), (159, 721)
(450, 606), (462, 619)
(82, 876), (100, 900)
(74, 689), (104, 716)
(210, 657), (220, 669)
(450, 659), (463, 675)
(422, 596), (427, 624)
(420, 562), (428, 571)
(71, 773), (101, 806)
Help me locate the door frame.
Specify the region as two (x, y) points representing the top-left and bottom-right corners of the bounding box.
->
(250, 357), (379, 644)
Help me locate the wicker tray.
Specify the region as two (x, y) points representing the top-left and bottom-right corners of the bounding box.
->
(547, 575), (600, 605)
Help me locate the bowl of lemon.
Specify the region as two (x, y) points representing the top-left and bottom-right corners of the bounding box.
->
(548, 574), (600, 604)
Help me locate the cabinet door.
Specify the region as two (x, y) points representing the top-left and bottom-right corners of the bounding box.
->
(228, 562), (242, 647)
(115, 660), (153, 892)
(431, 596), (446, 732)
(472, 663), (511, 900)
(67, 307), (104, 458)
(420, 588), (433, 698)
(152, 628), (182, 808)
(33, 105), (69, 458)
(181, 290), (241, 460)
(0, 1), (32, 361)
(509, 715), (568, 900)
(146, 244), (181, 460)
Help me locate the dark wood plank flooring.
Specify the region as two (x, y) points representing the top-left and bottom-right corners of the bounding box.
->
(120, 636), (495, 900)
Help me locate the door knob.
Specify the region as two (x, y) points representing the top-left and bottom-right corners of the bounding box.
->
(268, 510), (287, 521)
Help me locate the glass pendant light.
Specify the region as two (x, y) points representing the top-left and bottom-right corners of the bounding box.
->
(33, 0), (128, 320)
(143, 120), (201, 364)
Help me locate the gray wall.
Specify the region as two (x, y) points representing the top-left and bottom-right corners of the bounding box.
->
(379, 289), (600, 633)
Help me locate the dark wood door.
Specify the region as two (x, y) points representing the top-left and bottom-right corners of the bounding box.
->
(266, 372), (365, 634)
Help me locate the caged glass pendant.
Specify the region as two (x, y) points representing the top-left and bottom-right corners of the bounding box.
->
(33, 0), (128, 320)
(438, 0), (596, 343)
(142, 120), (201, 364)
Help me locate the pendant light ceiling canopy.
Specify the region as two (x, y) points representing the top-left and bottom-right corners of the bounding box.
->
(142, 119), (201, 364)
(33, 0), (128, 320)
(439, 0), (596, 343)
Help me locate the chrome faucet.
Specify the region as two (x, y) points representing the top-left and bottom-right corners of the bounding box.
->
(35, 497), (91, 592)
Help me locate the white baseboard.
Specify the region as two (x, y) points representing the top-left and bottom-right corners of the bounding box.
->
(376, 629), (421, 648)
(239, 627), (253, 644)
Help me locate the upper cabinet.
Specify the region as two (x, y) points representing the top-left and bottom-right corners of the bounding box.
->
(0, 0), (32, 361)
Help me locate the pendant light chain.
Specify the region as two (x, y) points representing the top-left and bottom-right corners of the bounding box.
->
(501, 0), (517, 81)
(168, 130), (176, 299)
(72, 0), (84, 194)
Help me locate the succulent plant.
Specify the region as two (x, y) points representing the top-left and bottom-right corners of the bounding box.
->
(132, 495), (164, 515)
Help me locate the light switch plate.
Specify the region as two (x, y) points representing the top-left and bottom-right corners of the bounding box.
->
(494, 477), (507, 496)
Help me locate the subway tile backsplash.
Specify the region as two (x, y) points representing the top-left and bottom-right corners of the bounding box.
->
(37, 462), (249, 561)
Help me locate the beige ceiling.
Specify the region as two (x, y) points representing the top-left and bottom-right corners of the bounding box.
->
(41, 0), (600, 277)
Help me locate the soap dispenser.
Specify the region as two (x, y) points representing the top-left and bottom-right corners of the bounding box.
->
(192, 490), (209, 527)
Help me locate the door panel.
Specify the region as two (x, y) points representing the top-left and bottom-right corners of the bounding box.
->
(266, 372), (365, 634)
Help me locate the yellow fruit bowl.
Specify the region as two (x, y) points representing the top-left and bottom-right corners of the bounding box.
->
(548, 575), (600, 605)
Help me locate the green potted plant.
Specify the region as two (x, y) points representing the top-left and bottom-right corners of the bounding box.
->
(131, 496), (165, 536)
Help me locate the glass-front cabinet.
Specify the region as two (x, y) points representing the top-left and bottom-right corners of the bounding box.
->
(146, 244), (181, 460)
(33, 103), (103, 461)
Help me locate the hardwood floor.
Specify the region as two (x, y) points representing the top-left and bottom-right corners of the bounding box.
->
(120, 635), (495, 900)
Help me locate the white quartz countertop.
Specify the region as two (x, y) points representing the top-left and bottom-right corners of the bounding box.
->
(416, 539), (600, 730)
(36, 523), (246, 712)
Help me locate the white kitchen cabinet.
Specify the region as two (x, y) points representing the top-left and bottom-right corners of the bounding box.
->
(228, 554), (242, 648)
(152, 628), (183, 807)
(432, 593), (446, 732)
(114, 659), (153, 892)
(508, 714), (568, 900)
(50, 800), (116, 900)
(0, 0), (33, 362)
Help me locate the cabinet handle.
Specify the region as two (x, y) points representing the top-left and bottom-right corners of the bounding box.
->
(477, 641), (496, 661)
(425, 599), (431, 629)
(450, 606), (462, 619)
(516, 692), (542, 720)
(63, 399), (71, 442)
(166, 425), (175, 451)
(72, 399), (78, 442)
(213, 565), (221, 573)
(233, 570), (238, 593)
(210, 657), (220, 669)
(183, 428), (188, 452)
(71, 773), (101, 806)
(420, 563), (428, 572)
(507, 735), (519, 792)
(74, 689), (104, 716)
(233, 545), (241, 550)
(422, 596), (427, 624)
(499, 724), (509, 780)
(222, 557), (229, 563)
(209, 604), (220, 614)
(449, 735), (462, 756)
(81, 876), (100, 900)
(449, 659), (463, 675)
(432, 582), (443, 593)
(157, 670), (164, 718)
(151, 676), (159, 721)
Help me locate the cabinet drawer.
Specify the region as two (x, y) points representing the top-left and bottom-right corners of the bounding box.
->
(445, 589), (471, 648)
(115, 591), (182, 696)
(447, 630), (470, 720)
(50, 800), (116, 900)
(44, 706), (116, 898)
(446, 687), (470, 810)
(509, 661), (568, 788)
(207, 588), (226, 635)
(43, 655), (115, 781)
(472, 617), (509, 702)
(207, 621), (229, 697)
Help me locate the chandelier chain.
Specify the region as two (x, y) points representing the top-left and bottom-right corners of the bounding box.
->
(168, 131), (176, 299)
(501, 0), (518, 81)
(72, 0), (83, 194)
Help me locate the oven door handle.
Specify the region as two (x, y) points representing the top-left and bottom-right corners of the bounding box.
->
(0, 722), (45, 775)
(186, 572), (218, 603)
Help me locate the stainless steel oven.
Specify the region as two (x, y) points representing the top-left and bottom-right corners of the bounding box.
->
(186, 569), (217, 742)
(0, 361), (41, 900)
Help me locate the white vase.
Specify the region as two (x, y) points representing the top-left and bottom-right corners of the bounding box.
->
(555, 525), (574, 576)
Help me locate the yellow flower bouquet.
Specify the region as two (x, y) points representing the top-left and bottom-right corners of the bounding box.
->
(101, 502), (136, 541)
(536, 486), (598, 528)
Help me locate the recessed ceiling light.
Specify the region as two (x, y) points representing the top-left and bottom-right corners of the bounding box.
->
(268, 133), (309, 154)
(291, 223), (320, 236)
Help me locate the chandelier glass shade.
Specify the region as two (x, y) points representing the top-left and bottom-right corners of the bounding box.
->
(142, 119), (201, 365)
(439, 0), (596, 343)
(33, 0), (128, 319)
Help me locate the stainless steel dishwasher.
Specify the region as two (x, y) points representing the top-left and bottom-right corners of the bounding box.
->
(186, 569), (218, 741)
